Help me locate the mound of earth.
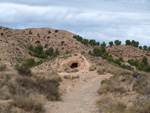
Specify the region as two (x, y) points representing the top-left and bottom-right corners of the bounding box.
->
(32, 53), (91, 73)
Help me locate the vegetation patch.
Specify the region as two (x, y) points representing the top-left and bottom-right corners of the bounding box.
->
(16, 76), (61, 101)
(29, 45), (59, 59)
(0, 64), (6, 71)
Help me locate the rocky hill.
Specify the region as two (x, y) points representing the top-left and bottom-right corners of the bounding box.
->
(0, 26), (91, 66)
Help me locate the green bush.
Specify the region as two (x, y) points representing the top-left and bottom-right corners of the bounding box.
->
(73, 35), (83, 41)
(113, 59), (121, 65)
(93, 47), (102, 56)
(138, 62), (146, 70)
(82, 39), (89, 45)
(106, 56), (114, 62)
(89, 39), (97, 46)
(24, 58), (36, 67)
(81, 51), (85, 55)
(119, 57), (123, 62)
(128, 59), (139, 67)
(109, 41), (113, 46)
(125, 40), (131, 45)
(143, 65), (150, 72)
(88, 50), (92, 55)
(29, 45), (34, 51)
(114, 40), (121, 45)
(102, 52), (109, 59)
(45, 48), (54, 56)
(29, 45), (59, 59)
(66, 50), (71, 54)
(142, 56), (148, 66)
(121, 64), (133, 70)
(24, 59), (43, 67)
(28, 45), (47, 59)
(101, 41), (106, 47)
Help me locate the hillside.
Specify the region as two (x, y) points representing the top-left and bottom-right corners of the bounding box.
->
(0, 26), (91, 66)
(107, 45), (150, 63)
(1, 26), (150, 113)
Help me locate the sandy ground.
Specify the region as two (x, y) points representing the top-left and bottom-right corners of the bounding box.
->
(45, 71), (112, 113)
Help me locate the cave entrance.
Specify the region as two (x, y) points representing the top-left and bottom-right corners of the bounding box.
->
(70, 63), (78, 69)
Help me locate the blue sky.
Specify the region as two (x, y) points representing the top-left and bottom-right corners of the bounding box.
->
(0, 0), (150, 45)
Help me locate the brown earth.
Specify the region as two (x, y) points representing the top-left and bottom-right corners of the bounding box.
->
(0, 26), (91, 66)
(45, 71), (112, 113)
(107, 45), (150, 63)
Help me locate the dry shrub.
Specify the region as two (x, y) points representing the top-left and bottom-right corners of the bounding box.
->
(89, 65), (96, 71)
(16, 66), (32, 77)
(133, 97), (150, 113)
(132, 72), (150, 95)
(0, 85), (11, 100)
(99, 71), (127, 95)
(0, 64), (6, 71)
(98, 81), (126, 95)
(16, 76), (61, 101)
(97, 68), (106, 75)
(14, 95), (44, 113)
(97, 96), (126, 113)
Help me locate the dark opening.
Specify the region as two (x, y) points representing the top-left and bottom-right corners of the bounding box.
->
(70, 63), (78, 69)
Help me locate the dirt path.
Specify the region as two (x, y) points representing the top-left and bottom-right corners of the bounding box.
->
(45, 71), (112, 113)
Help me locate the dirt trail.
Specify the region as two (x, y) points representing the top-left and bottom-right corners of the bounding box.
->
(45, 71), (112, 113)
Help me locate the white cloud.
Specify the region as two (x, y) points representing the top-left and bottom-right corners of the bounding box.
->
(0, 1), (150, 46)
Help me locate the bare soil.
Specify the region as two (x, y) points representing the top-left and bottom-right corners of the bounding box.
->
(45, 71), (112, 113)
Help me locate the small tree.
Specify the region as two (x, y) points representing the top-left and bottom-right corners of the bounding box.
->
(55, 48), (59, 55)
(29, 45), (34, 51)
(113, 59), (121, 65)
(138, 62), (145, 70)
(101, 41), (106, 47)
(139, 46), (142, 50)
(73, 35), (83, 42)
(102, 52), (109, 59)
(119, 57), (123, 62)
(142, 56), (148, 66)
(143, 45), (148, 50)
(96, 42), (100, 46)
(114, 40), (121, 45)
(93, 48), (101, 56)
(109, 41), (113, 47)
(88, 50), (92, 55)
(82, 39), (89, 45)
(101, 46), (106, 54)
(89, 39), (97, 46)
(125, 40), (131, 45)
(148, 46), (150, 51)
(131, 40), (139, 47)
(46, 48), (54, 56)
(34, 45), (44, 54)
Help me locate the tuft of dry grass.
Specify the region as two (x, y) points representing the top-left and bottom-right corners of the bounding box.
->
(16, 76), (61, 101)
(89, 65), (96, 71)
(14, 94), (44, 113)
(97, 96), (127, 113)
(97, 68), (106, 75)
(16, 66), (32, 77)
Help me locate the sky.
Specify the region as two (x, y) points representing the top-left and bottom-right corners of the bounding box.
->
(0, 0), (150, 46)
